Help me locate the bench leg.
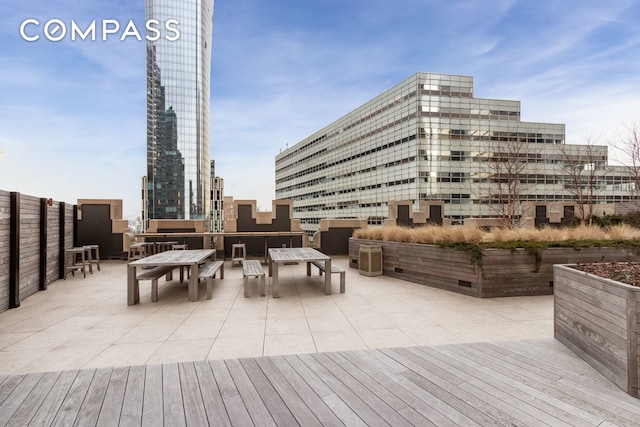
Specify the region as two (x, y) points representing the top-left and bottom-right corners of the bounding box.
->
(151, 279), (159, 302)
(206, 277), (213, 300)
(220, 264), (224, 279)
(306, 262), (311, 276)
(260, 275), (265, 297)
(244, 276), (249, 298)
(340, 272), (345, 293)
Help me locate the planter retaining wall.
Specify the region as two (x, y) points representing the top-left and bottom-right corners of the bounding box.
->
(349, 238), (640, 298)
(554, 264), (639, 398)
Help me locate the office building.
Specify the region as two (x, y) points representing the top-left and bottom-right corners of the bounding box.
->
(144, 0), (213, 227)
(210, 160), (224, 232)
(275, 72), (636, 235)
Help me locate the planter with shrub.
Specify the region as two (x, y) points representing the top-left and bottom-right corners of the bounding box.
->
(349, 225), (640, 298)
(554, 262), (640, 398)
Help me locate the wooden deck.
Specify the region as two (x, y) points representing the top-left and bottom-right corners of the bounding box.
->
(1, 338), (639, 426)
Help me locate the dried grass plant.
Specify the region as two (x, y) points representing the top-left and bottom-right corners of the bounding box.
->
(354, 224), (640, 244)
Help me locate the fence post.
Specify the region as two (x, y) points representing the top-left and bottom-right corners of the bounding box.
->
(58, 202), (66, 279)
(9, 192), (20, 308)
(40, 198), (48, 291)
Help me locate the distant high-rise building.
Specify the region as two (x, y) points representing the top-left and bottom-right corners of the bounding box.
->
(144, 0), (213, 228)
(276, 73), (637, 234)
(210, 160), (224, 232)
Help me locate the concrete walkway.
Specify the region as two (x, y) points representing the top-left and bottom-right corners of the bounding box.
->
(0, 257), (552, 375)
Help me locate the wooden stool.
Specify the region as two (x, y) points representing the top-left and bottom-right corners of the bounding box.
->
(128, 243), (146, 260)
(157, 241), (178, 253)
(242, 260), (265, 297)
(231, 243), (246, 267)
(83, 245), (100, 273)
(64, 247), (87, 279)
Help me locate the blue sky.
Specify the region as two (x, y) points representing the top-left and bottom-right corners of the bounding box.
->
(1, 0), (639, 219)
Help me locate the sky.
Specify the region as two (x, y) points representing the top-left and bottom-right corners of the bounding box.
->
(1, 0), (639, 220)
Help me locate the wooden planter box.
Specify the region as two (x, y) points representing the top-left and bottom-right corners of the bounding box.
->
(349, 238), (640, 298)
(554, 264), (639, 398)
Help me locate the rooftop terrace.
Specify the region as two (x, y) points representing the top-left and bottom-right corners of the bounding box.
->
(2, 258), (639, 425)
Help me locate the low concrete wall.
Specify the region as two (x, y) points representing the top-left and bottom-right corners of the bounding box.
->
(554, 264), (639, 398)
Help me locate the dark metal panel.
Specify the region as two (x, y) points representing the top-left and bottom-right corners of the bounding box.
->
(9, 192), (20, 308)
(58, 202), (66, 279)
(39, 198), (48, 291)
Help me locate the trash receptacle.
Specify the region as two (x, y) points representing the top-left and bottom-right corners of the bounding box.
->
(359, 244), (382, 276)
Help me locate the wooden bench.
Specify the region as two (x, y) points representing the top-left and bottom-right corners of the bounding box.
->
(137, 265), (173, 302)
(309, 261), (345, 293)
(242, 260), (265, 297)
(198, 260), (224, 299)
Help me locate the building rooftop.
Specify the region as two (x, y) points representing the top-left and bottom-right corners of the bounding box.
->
(2, 258), (638, 425)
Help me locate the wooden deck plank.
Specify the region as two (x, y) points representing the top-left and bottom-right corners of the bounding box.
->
(0, 371), (43, 425)
(380, 348), (487, 426)
(178, 362), (209, 427)
(498, 340), (640, 417)
(269, 355), (344, 427)
(193, 360), (232, 427)
(28, 370), (78, 426)
(433, 343), (594, 426)
(162, 363), (186, 427)
(283, 354), (367, 426)
(438, 343), (605, 426)
(50, 368), (95, 427)
(298, 352), (392, 426)
(119, 365), (145, 426)
(325, 352), (407, 411)
(7, 371), (60, 426)
(75, 367), (113, 427)
(239, 357), (299, 426)
(209, 360), (254, 426)
(96, 366), (129, 427)
(0, 374), (24, 406)
(225, 358), (277, 426)
(412, 345), (555, 427)
(142, 364), (163, 427)
(345, 349), (459, 427)
(0, 339), (638, 426)
(312, 352), (414, 426)
(472, 342), (640, 426)
(254, 356), (324, 426)
(397, 406), (438, 427)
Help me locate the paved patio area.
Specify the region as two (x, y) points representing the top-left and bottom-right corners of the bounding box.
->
(0, 257), (552, 375)
(3, 257), (640, 426)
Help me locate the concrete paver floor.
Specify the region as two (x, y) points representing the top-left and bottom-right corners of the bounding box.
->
(0, 257), (553, 375)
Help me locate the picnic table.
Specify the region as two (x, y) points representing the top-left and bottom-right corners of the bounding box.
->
(127, 249), (216, 305)
(268, 247), (331, 298)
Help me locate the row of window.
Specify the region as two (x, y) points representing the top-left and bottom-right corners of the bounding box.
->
(276, 112), (417, 175)
(277, 91), (417, 163)
(276, 135), (416, 186)
(287, 176), (417, 204)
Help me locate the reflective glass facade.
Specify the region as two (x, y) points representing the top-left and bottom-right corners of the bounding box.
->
(145, 0), (213, 222)
(276, 73), (637, 234)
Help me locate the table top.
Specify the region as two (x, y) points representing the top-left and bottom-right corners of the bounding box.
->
(268, 247), (329, 262)
(128, 249), (215, 267)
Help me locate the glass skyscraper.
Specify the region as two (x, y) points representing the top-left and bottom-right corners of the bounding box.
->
(145, 0), (213, 223)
